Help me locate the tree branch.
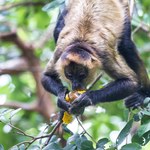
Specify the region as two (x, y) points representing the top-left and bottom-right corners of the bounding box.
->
(0, 58), (29, 75)
(0, 30), (55, 119)
(0, 101), (37, 111)
(0, 1), (46, 12)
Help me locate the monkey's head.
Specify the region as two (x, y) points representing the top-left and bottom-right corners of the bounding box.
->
(56, 44), (101, 90)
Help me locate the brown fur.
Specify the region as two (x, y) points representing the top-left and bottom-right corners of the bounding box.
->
(45, 0), (138, 87)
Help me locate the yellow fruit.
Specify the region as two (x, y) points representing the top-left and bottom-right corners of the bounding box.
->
(62, 111), (73, 124)
(62, 90), (86, 124)
(65, 94), (70, 102)
(65, 90), (86, 103)
(77, 90), (86, 95)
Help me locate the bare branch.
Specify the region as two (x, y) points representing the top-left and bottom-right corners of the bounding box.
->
(8, 123), (34, 139)
(0, 58), (29, 75)
(76, 117), (96, 143)
(0, 1), (46, 12)
(44, 120), (62, 147)
(0, 101), (37, 111)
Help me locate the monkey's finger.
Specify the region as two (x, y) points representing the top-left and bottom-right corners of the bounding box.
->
(125, 98), (142, 109)
(71, 94), (84, 105)
(72, 99), (90, 109)
(57, 99), (71, 111)
(69, 105), (85, 115)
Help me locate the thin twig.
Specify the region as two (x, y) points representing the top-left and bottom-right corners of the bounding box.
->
(88, 72), (103, 90)
(11, 121), (63, 149)
(7, 122), (34, 139)
(43, 120), (63, 148)
(132, 23), (142, 36)
(42, 111), (64, 148)
(76, 117), (96, 143)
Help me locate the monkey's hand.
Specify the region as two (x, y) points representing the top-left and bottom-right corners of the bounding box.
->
(57, 89), (71, 111)
(125, 92), (146, 109)
(69, 92), (93, 114)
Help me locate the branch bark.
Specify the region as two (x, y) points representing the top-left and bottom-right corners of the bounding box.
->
(0, 101), (37, 111)
(0, 1), (46, 12)
(0, 58), (28, 75)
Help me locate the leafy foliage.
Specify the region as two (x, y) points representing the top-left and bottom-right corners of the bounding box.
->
(0, 98), (150, 149)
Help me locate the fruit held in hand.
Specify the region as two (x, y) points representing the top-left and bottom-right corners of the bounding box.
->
(62, 90), (86, 124)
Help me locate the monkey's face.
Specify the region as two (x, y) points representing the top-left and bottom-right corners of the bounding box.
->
(55, 47), (102, 90)
(64, 62), (88, 90)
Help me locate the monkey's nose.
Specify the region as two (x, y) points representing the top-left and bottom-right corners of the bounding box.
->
(72, 81), (85, 91)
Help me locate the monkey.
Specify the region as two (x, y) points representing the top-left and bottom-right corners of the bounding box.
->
(41, 0), (150, 114)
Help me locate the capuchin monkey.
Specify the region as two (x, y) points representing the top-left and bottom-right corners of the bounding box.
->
(42, 0), (150, 113)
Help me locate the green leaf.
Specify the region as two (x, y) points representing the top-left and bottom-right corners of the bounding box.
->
(67, 134), (80, 144)
(143, 97), (150, 106)
(0, 116), (7, 122)
(80, 140), (94, 150)
(27, 145), (40, 150)
(137, 122), (150, 137)
(0, 109), (11, 116)
(43, 143), (62, 150)
(0, 109), (14, 120)
(63, 145), (76, 150)
(0, 144), (4, 150)
(132, 130), (150, 146)
(19, 144), (25, 150)
(116, 119), (133, 146)
(75, 135), (88, 149)
(10, 146), (19, 150)
(121, 143), (142, 150)
(132, 118), (150, 145)
(142, 110), (150, 116)
(141, 115), (150, 124)
(10, 108), (22, 119)
(96, 138), (109, 149)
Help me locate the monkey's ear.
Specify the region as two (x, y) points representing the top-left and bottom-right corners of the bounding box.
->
(91, 56), (98, 62)
(91, 55), (100, 63)
(87, 55), (101, 69)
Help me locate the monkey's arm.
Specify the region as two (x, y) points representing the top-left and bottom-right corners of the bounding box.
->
(42, 71), (65, 96)
(41, 59), (71, 111)
(70, 78), (139, 113)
